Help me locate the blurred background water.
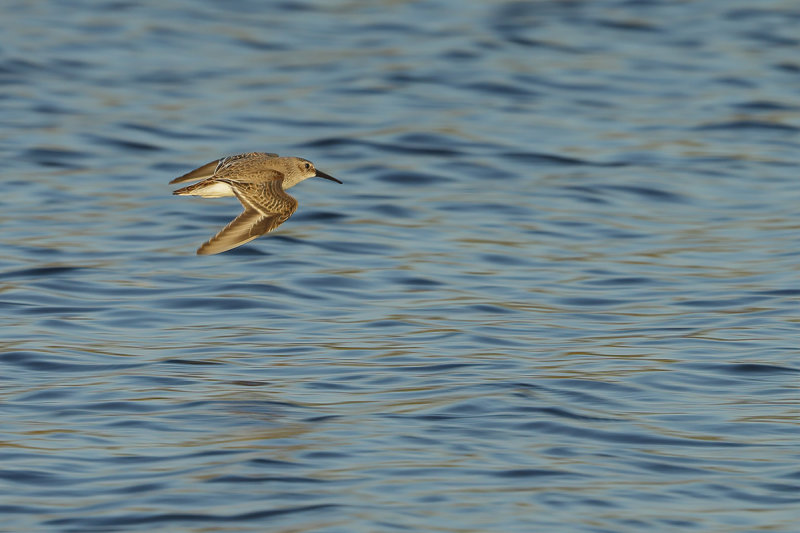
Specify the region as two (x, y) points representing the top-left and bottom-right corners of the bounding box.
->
(1, 0), (799, 531)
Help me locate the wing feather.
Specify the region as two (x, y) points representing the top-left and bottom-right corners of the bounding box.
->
(196, 209), (283, 255)
(169, 152), (279, 184)
(170, 159), (221, 185)
(195, 175), (297, 255)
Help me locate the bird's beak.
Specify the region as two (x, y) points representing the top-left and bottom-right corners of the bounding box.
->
(315, 169), (342, 184)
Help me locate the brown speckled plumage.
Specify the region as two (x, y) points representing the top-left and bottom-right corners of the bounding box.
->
(170, 152), (341, 255)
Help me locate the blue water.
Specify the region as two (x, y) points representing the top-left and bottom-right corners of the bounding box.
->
(2, 1), (800, 531)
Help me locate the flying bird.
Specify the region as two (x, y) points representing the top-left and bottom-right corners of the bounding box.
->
(170, 152), (342, 255)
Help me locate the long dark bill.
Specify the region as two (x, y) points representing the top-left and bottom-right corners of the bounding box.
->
(315, 169), (342, 184)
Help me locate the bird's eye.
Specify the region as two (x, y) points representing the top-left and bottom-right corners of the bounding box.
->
(304, 163), (310, 170)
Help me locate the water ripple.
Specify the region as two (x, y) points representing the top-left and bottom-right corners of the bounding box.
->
(1, 1), (799, 532)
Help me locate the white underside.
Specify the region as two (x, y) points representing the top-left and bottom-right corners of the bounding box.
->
(182, 181), (235, 198)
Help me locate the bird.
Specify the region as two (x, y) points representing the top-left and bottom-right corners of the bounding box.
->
(170, 152), (342, 255)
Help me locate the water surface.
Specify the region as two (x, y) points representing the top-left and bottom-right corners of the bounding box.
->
(1, 1), (799, 531)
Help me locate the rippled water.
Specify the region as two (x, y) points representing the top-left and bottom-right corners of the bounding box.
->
(2, 1), (800, 531)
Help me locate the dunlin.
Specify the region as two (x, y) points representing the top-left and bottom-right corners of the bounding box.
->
(171, 152), (342, 255)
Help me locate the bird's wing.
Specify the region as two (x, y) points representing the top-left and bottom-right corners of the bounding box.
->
(229, 176), (298, 216)
(169, 152), (279, 184)
(196, 177), (298, 255)
(196, 209), (283, 255)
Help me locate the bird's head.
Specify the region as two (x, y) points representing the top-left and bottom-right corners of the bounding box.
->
(285, 158), (342, 188)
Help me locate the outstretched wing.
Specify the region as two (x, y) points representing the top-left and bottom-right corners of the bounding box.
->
(196, 209), (285, 255)
(169, 152), (279, 184)
(195, 176), (298, 255)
